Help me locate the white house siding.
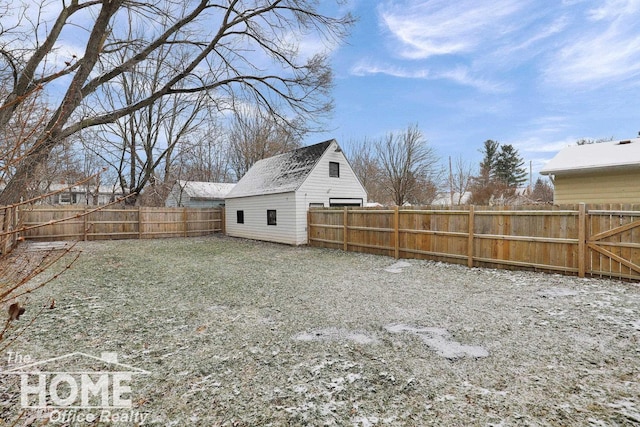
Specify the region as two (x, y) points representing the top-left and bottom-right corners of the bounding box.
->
(225, 140), (368, 245)
(225, 192), (298, 245)
(295, 145), (367, 243)
(165, 187), (184, 207)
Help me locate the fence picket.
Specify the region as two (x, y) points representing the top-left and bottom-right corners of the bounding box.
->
(308, 205), (640, 281)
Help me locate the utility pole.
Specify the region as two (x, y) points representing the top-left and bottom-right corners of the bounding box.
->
(529, 160), (533, 194)
(449, 156), (454, 205)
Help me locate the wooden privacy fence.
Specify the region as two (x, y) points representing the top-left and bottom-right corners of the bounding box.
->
(308, 204), (640, 281)
(0, 206), (19, 255)
(18, 206), (224, 241)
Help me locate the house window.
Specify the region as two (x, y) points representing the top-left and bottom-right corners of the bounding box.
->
(267, 209), (277, 226)
(59, 193), (72, 204)
(329, 161), (340, 178)
(236, 210), (244, 224)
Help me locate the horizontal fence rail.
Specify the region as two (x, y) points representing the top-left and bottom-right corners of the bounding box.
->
(17, 206), (224, 242)
(308, 204), (640, 282)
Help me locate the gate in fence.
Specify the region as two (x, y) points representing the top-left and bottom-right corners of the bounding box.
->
(586, 209), (640, 280)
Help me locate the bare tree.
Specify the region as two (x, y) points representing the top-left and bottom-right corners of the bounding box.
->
(228, 107), (303, 180)
(0, 0), (354, 205)
(177, 121), (232, 183)
(376, 124), (441, 206)
(531, 177), (554, 203)
(449, 155), (475, 205)
(345, 137), (386, 204)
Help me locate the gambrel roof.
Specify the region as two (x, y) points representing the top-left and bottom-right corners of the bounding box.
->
(540, 138), (640, 175)
(175, 181), (235, 200)
(226, 140), (335, 198)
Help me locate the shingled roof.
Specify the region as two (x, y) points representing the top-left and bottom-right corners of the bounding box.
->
(226, 140), (334, 198)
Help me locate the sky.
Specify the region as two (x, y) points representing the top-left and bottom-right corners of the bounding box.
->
(306, 0), (640, 181)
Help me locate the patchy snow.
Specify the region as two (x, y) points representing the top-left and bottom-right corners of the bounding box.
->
(384, 261), (412, 273)
(176, 180), (236, 199)
(293, 327), (377, 345)
(385, 324), (489, 359)
(537, 287), (579, 298)
(2, 236), (639, 426)
(539, 137), (640, 174)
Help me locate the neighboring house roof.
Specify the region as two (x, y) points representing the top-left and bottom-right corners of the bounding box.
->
(540, 138), (640, 175)
(432, 191), (472, 205)
(176, 180), (236, 200)
(226, 139), (334, 198)
(48, 183), (124, 194)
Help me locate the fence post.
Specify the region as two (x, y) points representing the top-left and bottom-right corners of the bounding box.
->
(394, 206), (399, 259)
(343, 207), (348, 251)
(307, 210), (311, 244)
(578, 203), (586, 277)
(2, 207), (10, 254)
(183, 207), (188, 237)
(83, 207), (88, 241)
(220, 207), (225, 234)
(138, 206), (143, 239)
(4, 207), (12, 254)
(467, 205), (475, 268)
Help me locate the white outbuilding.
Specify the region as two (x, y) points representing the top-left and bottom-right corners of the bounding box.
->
(165, 180), (236, 208)
(225, 139), (367, 245)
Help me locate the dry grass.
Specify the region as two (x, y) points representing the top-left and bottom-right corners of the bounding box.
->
(1, 235), (639, 426)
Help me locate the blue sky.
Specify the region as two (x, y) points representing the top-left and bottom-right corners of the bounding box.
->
(307, 0), (640, 179)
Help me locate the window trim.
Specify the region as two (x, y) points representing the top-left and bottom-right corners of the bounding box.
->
(329, 161), (340, 178)
(267, 209), (277, 226)
(236, 210), (244, 224)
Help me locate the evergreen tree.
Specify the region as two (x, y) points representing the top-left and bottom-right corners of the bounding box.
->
(494, 144), (527, 187)
(478, 140), (500, 183)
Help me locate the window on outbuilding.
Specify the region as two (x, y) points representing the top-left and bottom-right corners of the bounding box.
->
(329, 161), (340, 178)
(267, 209), (277, 226)
(237, 210), (244, 224)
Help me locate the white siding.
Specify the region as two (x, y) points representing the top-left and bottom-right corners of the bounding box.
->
(295, 141), (367, 242)
(225, 140), (368, 245)
(165, 185), (184, 207)
(225, 193), (299, 245)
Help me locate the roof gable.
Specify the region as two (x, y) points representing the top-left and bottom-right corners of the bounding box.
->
(540, 138), (640, 175)
(226, 140), (334, 198)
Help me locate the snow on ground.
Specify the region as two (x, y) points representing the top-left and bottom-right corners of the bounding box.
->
(1, 235), (639, 426)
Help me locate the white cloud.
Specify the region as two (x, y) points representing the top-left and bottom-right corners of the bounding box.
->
(350, 60), (429, 78)
(350, 60), (505, 93)
(378, 0), (528, 60)
(514, 136), (576, 154)
(587, 0), (640, 21)
(546, 0), (640, 86)
(437, 66), (510, 93)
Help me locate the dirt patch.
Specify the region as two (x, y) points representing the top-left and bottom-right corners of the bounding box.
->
(0, 235), (638, 426)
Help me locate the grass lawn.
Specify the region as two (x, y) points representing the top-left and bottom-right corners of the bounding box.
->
(1, 235), (639, 426)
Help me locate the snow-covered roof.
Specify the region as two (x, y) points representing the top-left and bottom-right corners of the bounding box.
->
(431, 191), (472, 206)
(176, 181), (236, 200)
(226, 140), (335, 198)
(48, 184), (124, 194)
(540, 138), (640, 175)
